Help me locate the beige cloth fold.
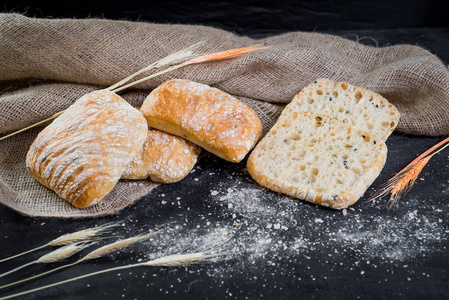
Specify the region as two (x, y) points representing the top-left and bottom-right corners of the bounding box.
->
(1, 13), (448, 217)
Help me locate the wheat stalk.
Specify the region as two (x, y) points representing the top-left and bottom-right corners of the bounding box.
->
(0, 43), (266, 141)
(112, 43), (268, 93)
(0, 223), (118, 264)
(106, 42), (203, 91)
(0, 43), (268, 141)
(0, 43), (201, 142)
(0, 243), (91, 278)
(387, 156), (432, 209)
(369, 138), (449, 208)
(0, 230), (163, 290)
(388, 136), (449, 183)
(0, 251), (226, 299)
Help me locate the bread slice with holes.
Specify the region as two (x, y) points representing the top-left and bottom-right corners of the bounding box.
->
(247, 111), (387, 209)
(282, 78), (400, 141)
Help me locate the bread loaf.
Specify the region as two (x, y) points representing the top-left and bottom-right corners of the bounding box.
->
(26, 90), (147, 208)
(282, 78), (400, 141)
(122, 129), (201, 183)
(140, 79), (263, 163)
(247, 111), (387, 209)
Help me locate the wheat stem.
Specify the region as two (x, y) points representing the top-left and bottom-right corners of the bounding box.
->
(0, 252), (225, 299)
(0, 243), (91, 279)
(0, 112), (64, 141)
(0, 245), (47, 264)
(369, 136), (449, 207)
(110, 63), (189, 93)
(0, 230), (162, 290)
(0, 43), (267, 141)
(112, 43), (268, 93)
(0, 223), (117, 264)
(389, 136), (449, 182)
(106, 42), (202, 91)
(0, 264), (132, 300)
(0, 43), (201, 141)
(0, 262), (35, 279)
(428, 141), (449, 156)
(0, 262), (78, 290)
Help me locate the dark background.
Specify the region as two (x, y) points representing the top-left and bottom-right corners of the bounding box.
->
(0, 1), (448, 300)
(2, 0), (449, 35)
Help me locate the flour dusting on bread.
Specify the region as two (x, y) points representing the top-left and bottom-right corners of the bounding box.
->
(140, 79), (262, 163)
(26, 90), (147, 208)
(122, 129), (200, 183)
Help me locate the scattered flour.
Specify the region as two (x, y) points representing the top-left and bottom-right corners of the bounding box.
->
(141, 182), (446, 275)
(112, 160), (448, 297)
(204, 184), (447, 266)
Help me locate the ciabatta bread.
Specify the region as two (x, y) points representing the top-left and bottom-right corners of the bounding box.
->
(122, 129), (201, 183)
(140, 79), (262, 163)
(247, 111), (387, 209)
(26, 90), (147, 208)
(283, 78), (400, 141)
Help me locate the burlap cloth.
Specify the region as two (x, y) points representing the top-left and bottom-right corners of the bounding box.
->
(1, 14), (448, 218)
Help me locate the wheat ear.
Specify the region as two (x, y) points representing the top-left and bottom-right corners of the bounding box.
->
(0, 230), (163, 290)
(46, 223), (118, 246)
(369, 138), (449, 208)
(0, 223), (118, 264)
(0, 252), (226, 300)
(389, 136), (449, 183)
(77, 230), (162, 262)
(106, 42), (203, 91)
(0, 243), (91, 278)
(112, 43), (269, 93)
(387, 156), (432, 209)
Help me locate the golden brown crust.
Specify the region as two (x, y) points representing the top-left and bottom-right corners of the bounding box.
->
(122, 129), (201, 183)
(140, 79), (263, 163)
(26, 90), (147, 208)
(247, 111), (387, 210)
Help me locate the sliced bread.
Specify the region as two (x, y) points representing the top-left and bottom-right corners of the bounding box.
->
(247, 111), (387, 209)
(282, 78), (400, 141)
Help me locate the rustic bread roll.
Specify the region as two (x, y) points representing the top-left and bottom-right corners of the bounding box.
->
(282, 78), (400, 141)
(247, 111), (387, 209)
(26, 90), (147, 208)
(122, 129), (201, 183)
(140, 79), (263, 163)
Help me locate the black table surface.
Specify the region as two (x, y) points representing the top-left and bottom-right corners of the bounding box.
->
(1, 3), (449, 300)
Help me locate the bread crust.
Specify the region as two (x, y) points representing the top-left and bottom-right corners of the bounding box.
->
(122, 129), (201, 183)
(247, 111), (387, 209)
(26, 90), (147, 208)
(140, 79), (262, 163)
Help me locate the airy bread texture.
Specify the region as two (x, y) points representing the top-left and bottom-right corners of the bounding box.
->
(26, 90), (147, 208)
(140, 79), (263, 163)
(122, 129), (201, 183)
(283, 78), (400, 141)
(247, 111), (387, 209)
